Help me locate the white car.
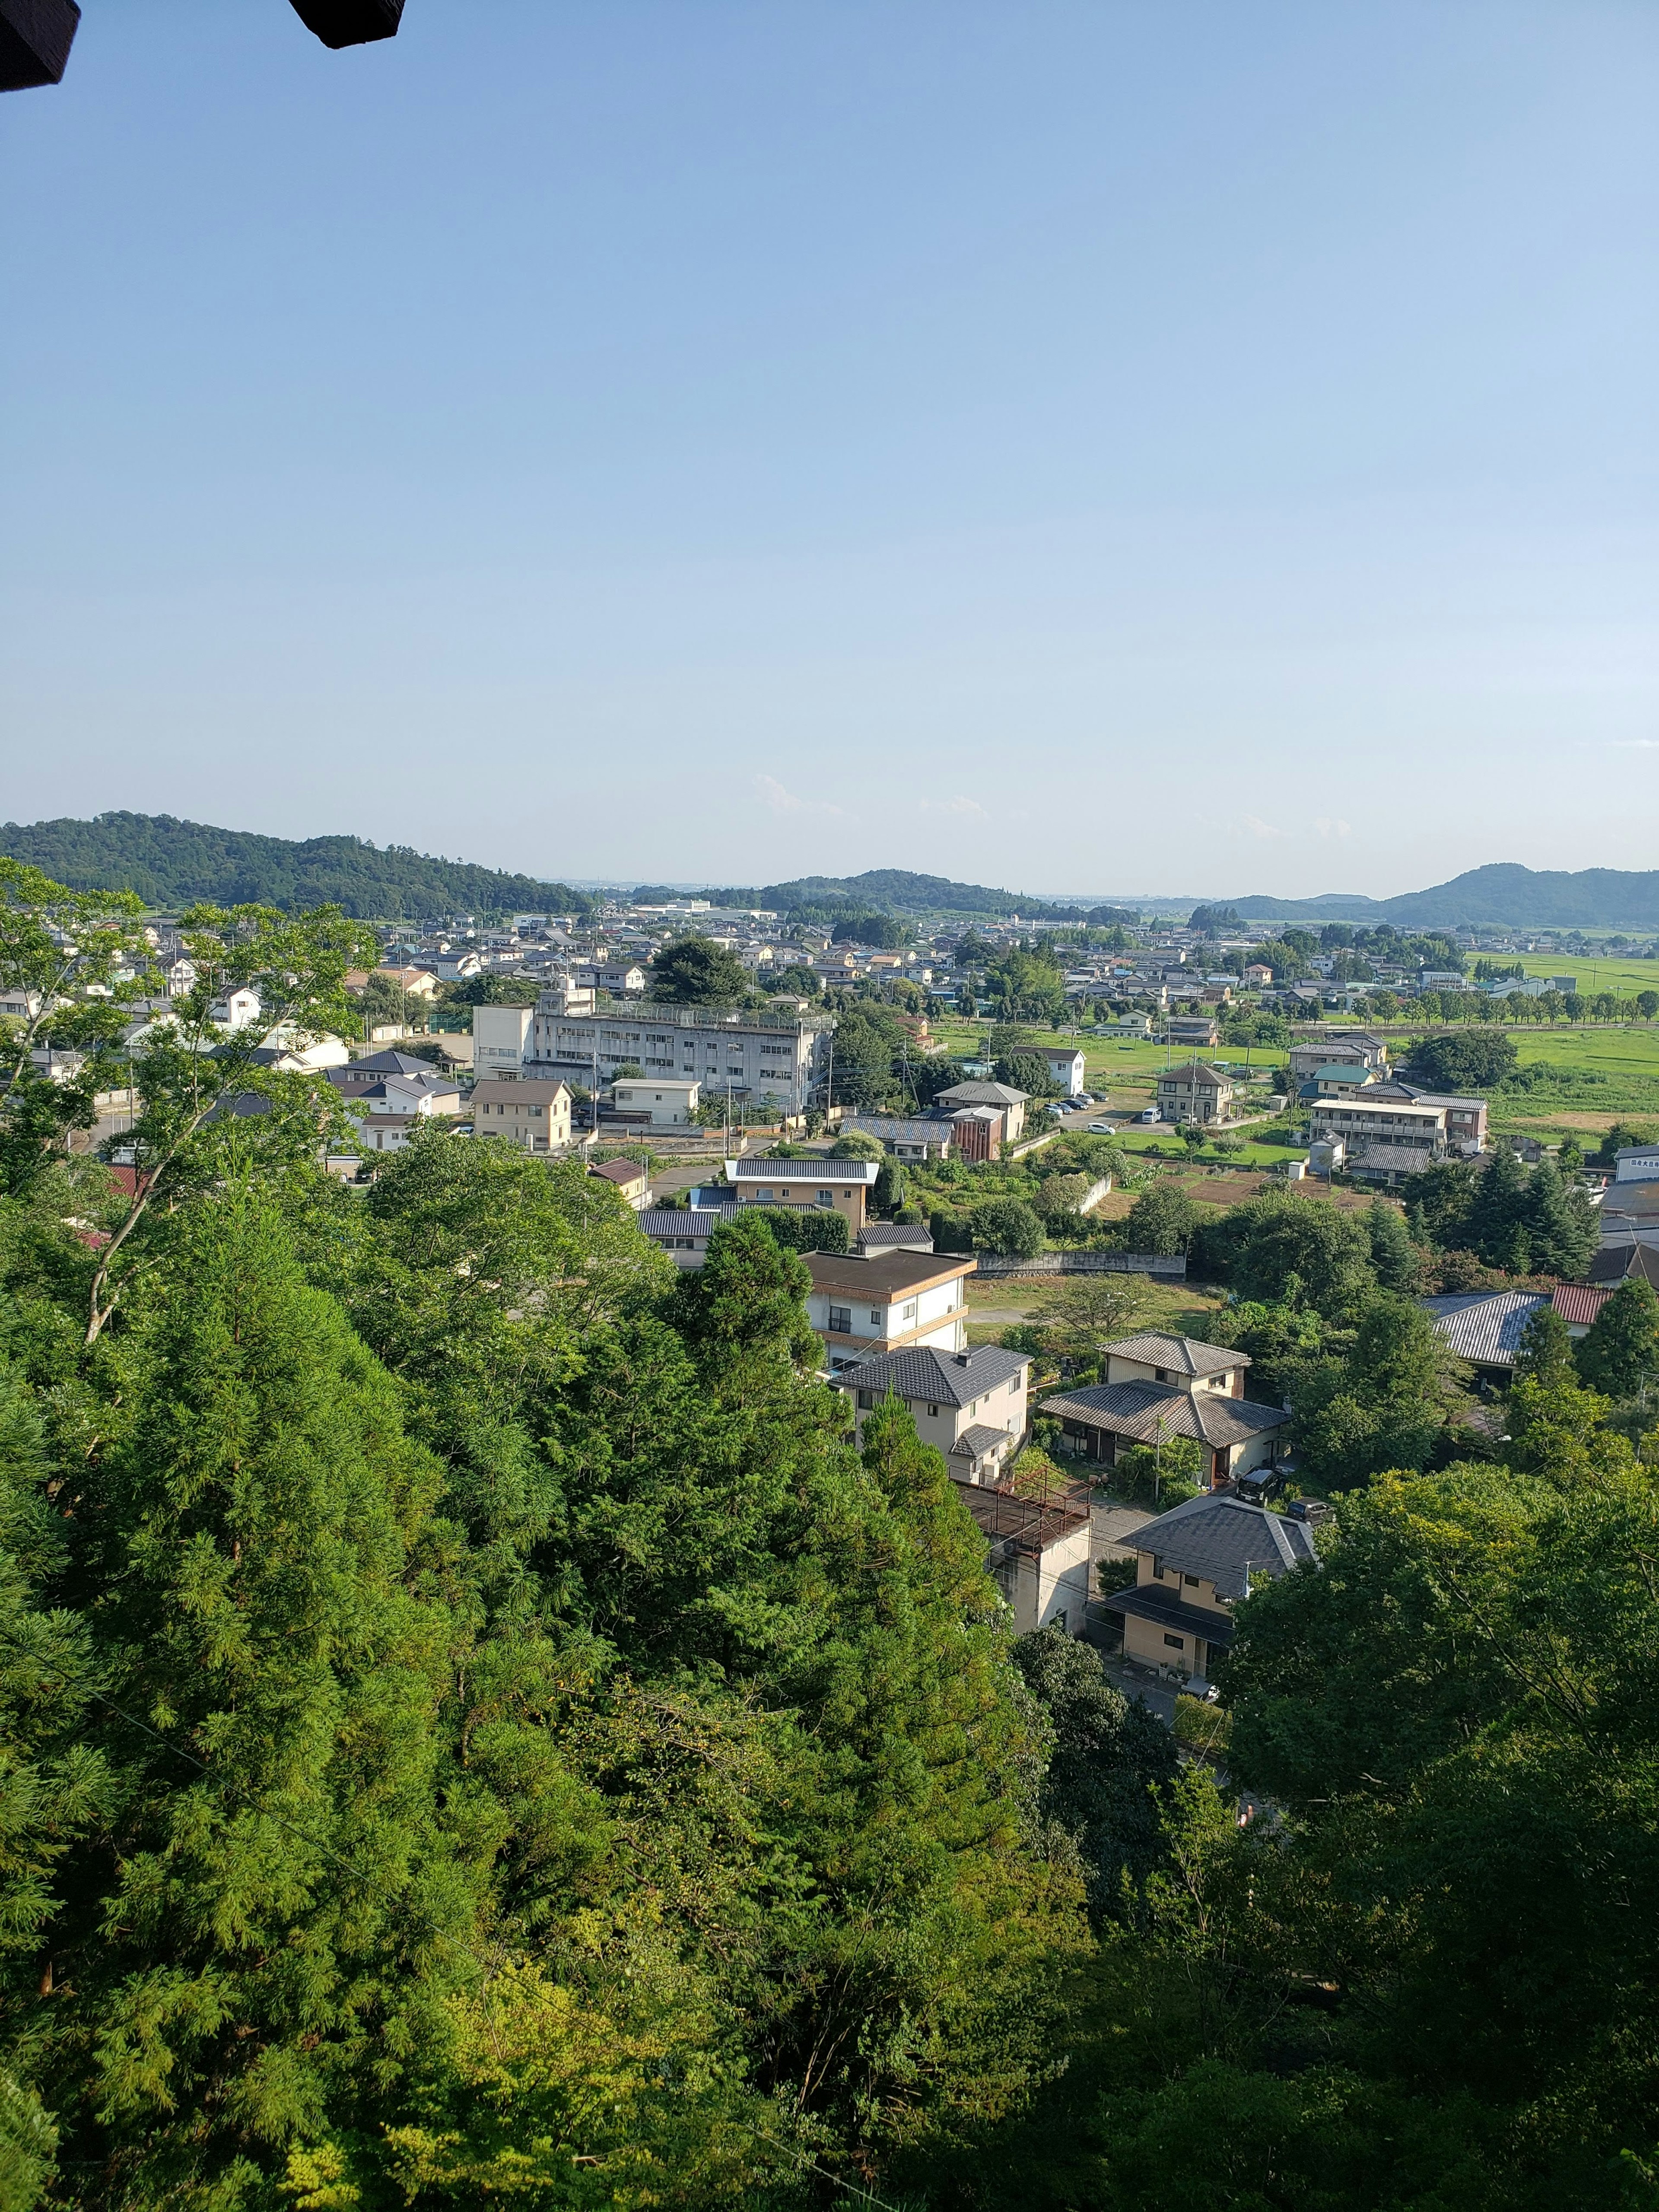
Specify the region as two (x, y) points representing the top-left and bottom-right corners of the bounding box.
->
(1135, 1107), (1160, 1125)
(1088, 1118), (1115, 1132)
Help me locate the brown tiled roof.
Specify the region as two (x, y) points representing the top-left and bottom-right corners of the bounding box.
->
(804, 1249), (976, 1301)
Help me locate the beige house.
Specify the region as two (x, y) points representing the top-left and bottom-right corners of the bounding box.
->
(805, 1250), (977, 1369)
(471, 1076), (573, 1154)
(1042, 1332), (1290, 1490)
(1100, 1491), (1322, 1685)
(588, 1157), (651, 1208)
(962, 1484), (1092, 1636)
(837, 1341), (1031, 1480)
(726, 1157), (880, 1237)
(931, 1081), (1030, 1145)
(1155, 1061), (1236, 1125)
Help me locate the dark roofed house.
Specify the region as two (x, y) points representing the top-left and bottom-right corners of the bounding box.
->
(1040, 1331), (1290, 1490)
(1098, 1490), (1321, 1686)
(588, 1157), (651, 1208)
(639, 1204), (737, 1267)
(929, 1081), (1030, 1145)
(836, 1342), (1031, 1481)
(1584, 1242), (1659, 1290)
(857, 1223), (935, 1254)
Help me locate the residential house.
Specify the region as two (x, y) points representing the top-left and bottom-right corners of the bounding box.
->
(433, 953), (483, 982)
(725, 1156), (880, 1236)
(1042, 1048), (1087, 1096)
(1155, 1061), (1237, 1125)
(638, 1203), (737, 1267)
(328, 1051), (444, 1100)
(579, 963), (647, 995)
(470, 1076), (573, 1154)
(931, 1080), (1030, 1145)
(856, 1224), (935, 1255)
(611, 1078), (700, 1128)
(589, 1157), (651, 1208)
(1042, 1332), (1290, 1488)
(209, 987), (262, 1031)
(1585, 1242), (1659, 1288)
(345, 1073), (466, 1155)
(1306, 1087), (1449, 1179)
(1098, 1491), (1321, 1685)
(1161, 1016), (1220, 1049)
(1394, 1084), (1487, 1155)
(1288, 1034), (1389, 1082)
(1425, 1284), (1610, 1376)
(836, 1114), (957, 1161)
(805, 1250), (979, 1370)
(836, 1342), (1031, 1482)
(1242, 963), (1273, 986)
(1094, 1014), (1154, 1038)
(945, 1105), (1007, 1162)
(958, 1484), (1093, 1636)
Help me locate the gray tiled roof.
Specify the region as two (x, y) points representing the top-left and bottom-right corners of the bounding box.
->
(1586, 1242), (1659, 1287)
(857, 1224), (935, 1252)
(1423, 1290), (1547, 1368)
(1105, 1332), (1246, 1376)
(1117, 1491), (1319, 1599)
(932, 1081), (1030, 1107)
(838, 1116), (953, 1145)
(639, 1206), (735, 1236)
(949, 1423), (1016, 1459)
(1040, 1379), (1287, 1451)
(835, 1344), (1031, 1410)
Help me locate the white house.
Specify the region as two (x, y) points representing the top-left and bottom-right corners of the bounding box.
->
(837, 1341), (1031, 1479)
(803, 1249), (977, 1369)
(210, 988), (262, 1031)
(1042, 1047), (1087, 1096)
(612, 1078), (701, 1128)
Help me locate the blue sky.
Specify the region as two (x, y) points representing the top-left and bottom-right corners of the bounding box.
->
(3, 1), (1657, 899)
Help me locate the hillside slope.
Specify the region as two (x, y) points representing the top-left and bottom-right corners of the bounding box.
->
(1232, 864), (1659, 930)
(0, 813), (597, 921)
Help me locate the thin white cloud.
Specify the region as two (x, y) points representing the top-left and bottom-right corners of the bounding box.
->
(919, 794), (991, 820)
(1313, 817), (1353, 839)
(1241, 813), (1287, 840)
(1611, 740), (1659, 750)
(753, 774), (842, 817)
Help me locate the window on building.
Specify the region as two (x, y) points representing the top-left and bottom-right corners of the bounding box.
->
(828, 1305), (852, 1334)
(868, 1308), (882, 1325)
(857, 1389), (874, 1410)
(817, 1191), (833, 1207)
(928, 1404), (939, 1418)
(1183, 1573), (1200, 1586)
(1152, 1558), (1166, 1579)
(1163, 1633), (1185, 1649)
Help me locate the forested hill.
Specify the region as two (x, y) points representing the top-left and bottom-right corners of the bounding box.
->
(1230, 863), (1659, 929)
(0, 812), (597, 921)
(696, 869), (1136, 922)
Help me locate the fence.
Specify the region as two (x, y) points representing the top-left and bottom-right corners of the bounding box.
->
(975, 1251), (1186, 1278)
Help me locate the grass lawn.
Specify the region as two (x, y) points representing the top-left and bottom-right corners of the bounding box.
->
(963, 1271), (1225, 1345)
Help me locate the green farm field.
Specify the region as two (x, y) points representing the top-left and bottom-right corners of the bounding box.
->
(1508, 953), (1659, 997)
(1490, 1026), (1659, 1141)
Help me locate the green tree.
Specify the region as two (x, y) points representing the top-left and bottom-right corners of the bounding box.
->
(1190, 1191), (1374, 1319)
(995, 1051), (1059, 1097)
(1119, 1182), (1198, 1257)
(749, 1203), (850, 1254)
(1576, 1278), (1659, 1401)
(49, 1189), (480, 2202)
(1009, 1625), (1176, 1927)
(647, 934), (749, 1004)
(972, 1199), (1044, 1259)
(1406, 1029), (1519, 1091)
(1513, 1302), (1575, 1385)
(1033, 1172), (1090, 1227)
(1365, 1198), (1421, 1292)
(1291, 1290), (1466, 1487)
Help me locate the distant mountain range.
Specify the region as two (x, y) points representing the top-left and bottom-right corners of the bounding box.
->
(6, 817), (1653, 933)
(0, 813), (600, 922)
(1221, 865), (1659, 930)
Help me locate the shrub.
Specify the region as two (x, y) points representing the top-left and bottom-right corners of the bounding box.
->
(971, 1198), (1045, 1259)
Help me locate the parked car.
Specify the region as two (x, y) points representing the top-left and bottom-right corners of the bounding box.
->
(1135, 1107), (1159, 1125)
(1088, 1118), (1115, 1132)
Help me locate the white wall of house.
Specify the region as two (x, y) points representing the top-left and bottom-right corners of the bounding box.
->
(612, 1079), (701, 1127)
(847, 1366), (1028, 1449)
(810, 1274), (968, 1355)
(473, 1004), (534, 1079)
(998, 1526), (1092, 1636)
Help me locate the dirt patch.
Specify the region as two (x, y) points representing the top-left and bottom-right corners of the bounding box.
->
(1501, 1109), (1622, 1134)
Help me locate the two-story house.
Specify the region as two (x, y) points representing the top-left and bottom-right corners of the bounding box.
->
(836, 1341), (1031, 1482)
(1155, 1061), (1236, 1125)
(588, 1157), (651, 1208)
(930, 1081), (1030, 1146)
(726, 1157), (880, 1237)
(1041, 1332), (1290, 1488)
(470, 1075), (573, 1154)
(1099, 1490), (1322, 1684)
(805, 1249), (978, 1373)
(1288, 1034), (1389, 1083)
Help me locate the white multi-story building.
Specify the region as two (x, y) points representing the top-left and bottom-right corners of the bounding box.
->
(522, 1001), (833, 1115)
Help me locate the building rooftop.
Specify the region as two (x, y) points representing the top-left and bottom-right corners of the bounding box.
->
(1423, 1289), (1548, 1368)
(1113, 1489), (1319, 1599)
(834, 1342), (1030, 1410)
(932, 1081), (1031, 1107)
(1103, 1332), (1247, 1377)
(805, 1249), (977, 1302)
(589, 1157), (649, 1186)
(730, 1157), (880, 1185)
(1157, 1062), (1231, 1085)
(1040, 1379), (1287, 1452)
(857, 1224), (936, 1253)
(638, 1206), (734, 1236)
